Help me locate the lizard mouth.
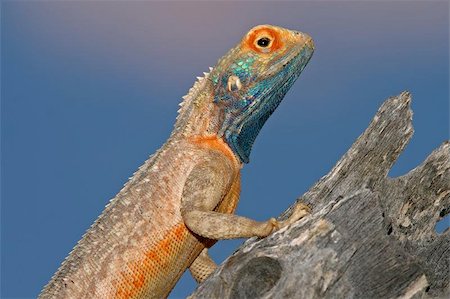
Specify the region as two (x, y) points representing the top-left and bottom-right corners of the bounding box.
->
(224, 42), (314, 163)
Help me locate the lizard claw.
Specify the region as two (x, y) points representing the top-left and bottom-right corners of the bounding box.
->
(269, 217), (280, 232)
(293, 202), (311, 214)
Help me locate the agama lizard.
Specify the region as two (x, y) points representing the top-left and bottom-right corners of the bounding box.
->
(39, 24), (314, 298)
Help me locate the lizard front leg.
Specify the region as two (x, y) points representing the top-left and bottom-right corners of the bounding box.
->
(183, 204), (310, 239)
(180, 161), (310, 240)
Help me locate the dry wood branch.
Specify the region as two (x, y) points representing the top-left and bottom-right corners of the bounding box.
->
(190, 92), (449, 299)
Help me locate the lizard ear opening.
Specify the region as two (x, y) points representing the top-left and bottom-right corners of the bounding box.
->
(227, 75), (242, 92)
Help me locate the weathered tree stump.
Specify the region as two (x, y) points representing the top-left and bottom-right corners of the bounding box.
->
(189, 92), (449, 299)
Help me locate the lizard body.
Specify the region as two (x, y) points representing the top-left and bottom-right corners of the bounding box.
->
(39, 25), (314, 298)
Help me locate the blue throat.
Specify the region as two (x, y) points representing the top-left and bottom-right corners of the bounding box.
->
(224, 91), (282, 163)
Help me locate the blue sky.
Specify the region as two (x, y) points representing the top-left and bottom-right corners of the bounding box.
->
(1, 1), (448, 298)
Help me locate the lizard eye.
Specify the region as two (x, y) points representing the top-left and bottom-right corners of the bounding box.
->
(256, 37), (271, 48)
(256, 37), (272, 48)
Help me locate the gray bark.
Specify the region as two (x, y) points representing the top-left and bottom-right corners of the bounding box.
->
(189, 92), (449, 299)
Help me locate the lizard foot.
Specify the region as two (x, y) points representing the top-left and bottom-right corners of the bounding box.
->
(272, 202), (311, 232)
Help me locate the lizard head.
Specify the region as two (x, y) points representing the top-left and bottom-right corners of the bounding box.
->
(210, 25), (314, 163)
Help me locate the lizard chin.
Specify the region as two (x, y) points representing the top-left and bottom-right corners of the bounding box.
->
(224, 44), (314, 163)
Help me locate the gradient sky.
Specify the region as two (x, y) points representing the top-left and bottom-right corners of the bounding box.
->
(1, 1), (449, 298)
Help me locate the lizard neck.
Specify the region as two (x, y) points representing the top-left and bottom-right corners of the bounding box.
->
(173, 78), (225, 139)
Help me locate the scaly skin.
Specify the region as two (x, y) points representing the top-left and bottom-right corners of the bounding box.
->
(39, 25), (314, 298)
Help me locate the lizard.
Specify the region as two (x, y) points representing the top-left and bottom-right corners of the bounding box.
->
(39, 24), (314, 299)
